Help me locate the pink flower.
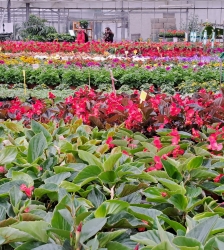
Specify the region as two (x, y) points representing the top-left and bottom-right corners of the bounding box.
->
(208, 134), (223, 151)
(24, 207), (30, 213)
(161, 192), (167, 197)
(20, 184), (34, 198)
(154, 156), (163, 170)
(170, 103), (181, 116)
(122, 150), (129, 156)
(37, 166), (43, 171)
(0, 166), (5, 174)
(153, 136), (162, 149)
(106, 137), (115, 148)
(49, 92), (56, 99)
(214, 174), (224, 183)
(192, 128), (200, 138)
(137, 221), (148, 232)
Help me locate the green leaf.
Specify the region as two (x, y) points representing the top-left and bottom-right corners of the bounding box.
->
(98, 229), (126, 247)
(130, 230), (160, 246)
(161, 159), (182, 181)
(158, 215), (186, 233)
(34, 183), (58, 199)
(73, 165), (102, 186)
(173, 236), (203, 250)
(0, 180), (25, 196)
(31, 120), (52, 143)
(0, 205), (6, 221)
(103, 153), (122, 171)
(4, 122), (24, 132)
(59, 181), (80, 192)
(205, 236), (224, 250)
(12, 171), (34, 186)
(0, 147), (17, 165)
(194, 147), (210, 156)
(98, 171), (117, 183)
(129, 206), (162, 224)
(186, 187), (202, 198)
(95, 200), (129, 218)
(9, 186), (23, 208)
(87, 187), (106, 208)
(44, 172), (71, 185)
(0, 227), (34, 244)
(106, 241), (131, 250)
(158, 178), (186, 195)
(141, 142), (157, 154)
(78, 150), (102, 169)
(213, 185), (224, 193)
(80, 218), (107, 243)
(12, 221), (49, 243)
(168, 194), (188, 211)
(157, 146), (176, 157)
(32, 244), (64, 250)
(118, 183), (148, 197)
(27, 132), (47, 163)
(152, 241), (176, 250)
(51, 196), (72, 232)
(186, 215), (219, 244)
(111, 140), (128, 147)
(15, 242), (44, 250)
(47, 228), (70, 240)
(107, 211), (146, 228)
(187, 156), (203, 170)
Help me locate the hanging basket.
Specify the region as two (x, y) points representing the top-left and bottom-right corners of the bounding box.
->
(79, 20), (89, 29)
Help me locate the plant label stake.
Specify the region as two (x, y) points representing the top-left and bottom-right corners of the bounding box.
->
(220, 52), (224, 86)
(140, 90), (147, 104)
(22, 70), (27, 96)
(88, 70), (91, 90)
(109, 69), (117, 96)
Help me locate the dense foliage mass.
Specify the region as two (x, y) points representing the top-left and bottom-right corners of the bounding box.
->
(0, 114), (224, 249)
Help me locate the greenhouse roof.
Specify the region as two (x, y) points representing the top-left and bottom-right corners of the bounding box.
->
(0, 0), (224, 9)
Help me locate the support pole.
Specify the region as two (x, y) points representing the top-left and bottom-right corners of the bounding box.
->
(7, 0), (11, 23)
(58, 9), (60, 33)
(26, 3), (30, 21)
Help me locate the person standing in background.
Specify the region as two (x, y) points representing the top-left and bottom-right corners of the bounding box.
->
(76, 27), (85, 43)
(104, 27), (114, 42)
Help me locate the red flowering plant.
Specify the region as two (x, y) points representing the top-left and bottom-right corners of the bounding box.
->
(0, 40), (222, 56)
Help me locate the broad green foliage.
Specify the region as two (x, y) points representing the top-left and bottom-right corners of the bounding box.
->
(0, 119), (224, 249)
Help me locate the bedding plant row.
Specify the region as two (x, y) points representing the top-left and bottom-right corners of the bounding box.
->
(0, 41), (223, 55)
(0, 64), (222, 94)
(1, 115), (224, 249)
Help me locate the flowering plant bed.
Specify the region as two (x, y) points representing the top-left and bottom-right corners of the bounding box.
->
(0, 88), (224, 133)
(0, 41), (223, 56)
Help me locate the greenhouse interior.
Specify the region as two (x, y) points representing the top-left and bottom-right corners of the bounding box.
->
(0, 0), (224, 41)
(1, 1), (224, 250)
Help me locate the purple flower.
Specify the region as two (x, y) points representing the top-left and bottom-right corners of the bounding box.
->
(48, 60), (53, 64)
(0, 60), (4, 64)
(182, 65), (188, 69)
(165, 66), (171, 71)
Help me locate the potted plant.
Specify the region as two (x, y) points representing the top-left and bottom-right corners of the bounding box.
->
(79, 20), (89, 29)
